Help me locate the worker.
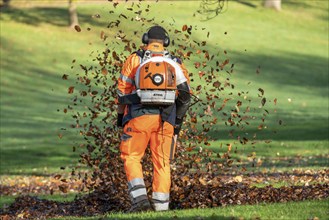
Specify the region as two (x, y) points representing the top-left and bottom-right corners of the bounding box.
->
(116, 25), (191, 212)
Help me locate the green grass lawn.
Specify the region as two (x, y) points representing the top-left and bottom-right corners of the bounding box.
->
(0, 0), (328, 218)
(48, 199), (329, 220)
(108, 199), (329, 220)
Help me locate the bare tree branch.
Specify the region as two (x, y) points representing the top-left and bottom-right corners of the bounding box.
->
(196, 0), (228, 21)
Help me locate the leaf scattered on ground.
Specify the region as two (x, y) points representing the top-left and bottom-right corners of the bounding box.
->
(0, 175), (84, 196)
(1, 182), (328, 218)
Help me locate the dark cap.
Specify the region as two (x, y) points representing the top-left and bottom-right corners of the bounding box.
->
(147, 26), (167, 40)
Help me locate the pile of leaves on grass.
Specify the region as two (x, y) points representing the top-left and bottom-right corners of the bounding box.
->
(0, 175), (83, 196)
(1, 182), (328, 218)
(1, 169), (328, 196)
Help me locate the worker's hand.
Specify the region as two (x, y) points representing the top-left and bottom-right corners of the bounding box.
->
(117, 113), (124, 128)
(174, 118), (183, 135)
(174, 124), (181, 135)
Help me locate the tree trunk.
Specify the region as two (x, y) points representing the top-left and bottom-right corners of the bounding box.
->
(1, 0), (11, 8)
(68, 0), (79, 28)
(263, 0), (281, 11)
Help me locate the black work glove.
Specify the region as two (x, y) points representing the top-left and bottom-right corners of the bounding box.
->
(117, 113), (124, 128)
(174, 118), (183, 135)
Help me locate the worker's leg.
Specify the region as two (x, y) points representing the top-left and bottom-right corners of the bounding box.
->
(149, 120), (175, 211)
(120, 116), (153, 210)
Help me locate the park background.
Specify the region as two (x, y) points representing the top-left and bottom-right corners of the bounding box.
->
(0, 0), (328, 219)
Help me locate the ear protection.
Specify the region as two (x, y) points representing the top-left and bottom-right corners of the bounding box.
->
(142, 26), (170, 47)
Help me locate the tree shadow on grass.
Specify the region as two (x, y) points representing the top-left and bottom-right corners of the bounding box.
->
(208, 121), (329, 141)
(236, 0), (258, 8)
(229, 50), (329, 93)
(204, 49), (329, 142)
(0, 6), (108, 28)
(284, 0), (328, 11)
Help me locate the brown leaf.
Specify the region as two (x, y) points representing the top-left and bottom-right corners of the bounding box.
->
(234, 175), (243, 182)
(119, 13), (128, 19)
(256, 66), (261, 74)
(258, 88), (264, 96)
(261, 97), (266, 106)
(91, 91), (98, 96)
(213, 81), (221, 88)
(54, 174), (62, 180)
(62, 74), (68, 80)
(101, 68), (108, 76)
(100, 31), (105, 40)
(199, 178), (207, 186)
(74, 25), (81, 32)
(59, 184), (68, 193)
(198, 71), (205, 78)
(220, 59), (229, 69)
(227, 144), (232, 152)
(68, 86), (74, 94)
(112, 51), (120, 61)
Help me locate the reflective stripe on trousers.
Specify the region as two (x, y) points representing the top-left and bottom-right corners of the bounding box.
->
(128, 178), (148, 204)
(152, 192), (169, 211)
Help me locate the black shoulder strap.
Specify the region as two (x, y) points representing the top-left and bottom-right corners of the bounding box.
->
(170, 55), (182, 64)
(134, 50), (181, 64)
(133, 50), (145, 58)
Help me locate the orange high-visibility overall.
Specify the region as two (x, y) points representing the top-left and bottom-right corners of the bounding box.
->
(117, 42), (190, 211)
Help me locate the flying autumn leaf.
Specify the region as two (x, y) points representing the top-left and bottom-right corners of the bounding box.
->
(194, 62), (201, 68)
(258, 88), (264, 96)
(256, 66), (261, 74)
(62, 74), (68, 80)
(213, 81), (221, 88)
(261, 97), (267, 106)
(101, 68), (108, 76)
(92, 14), (101, 18)
(68, 86), (74, 94)
(74, 25), (81, 32)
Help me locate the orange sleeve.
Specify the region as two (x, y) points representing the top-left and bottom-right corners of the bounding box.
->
(117, 54), (141, 96)
(178, 62), (192, 93)
(179, 62), (190, 85)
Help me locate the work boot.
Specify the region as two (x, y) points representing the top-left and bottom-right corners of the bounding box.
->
(127, 199), (153, 213)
